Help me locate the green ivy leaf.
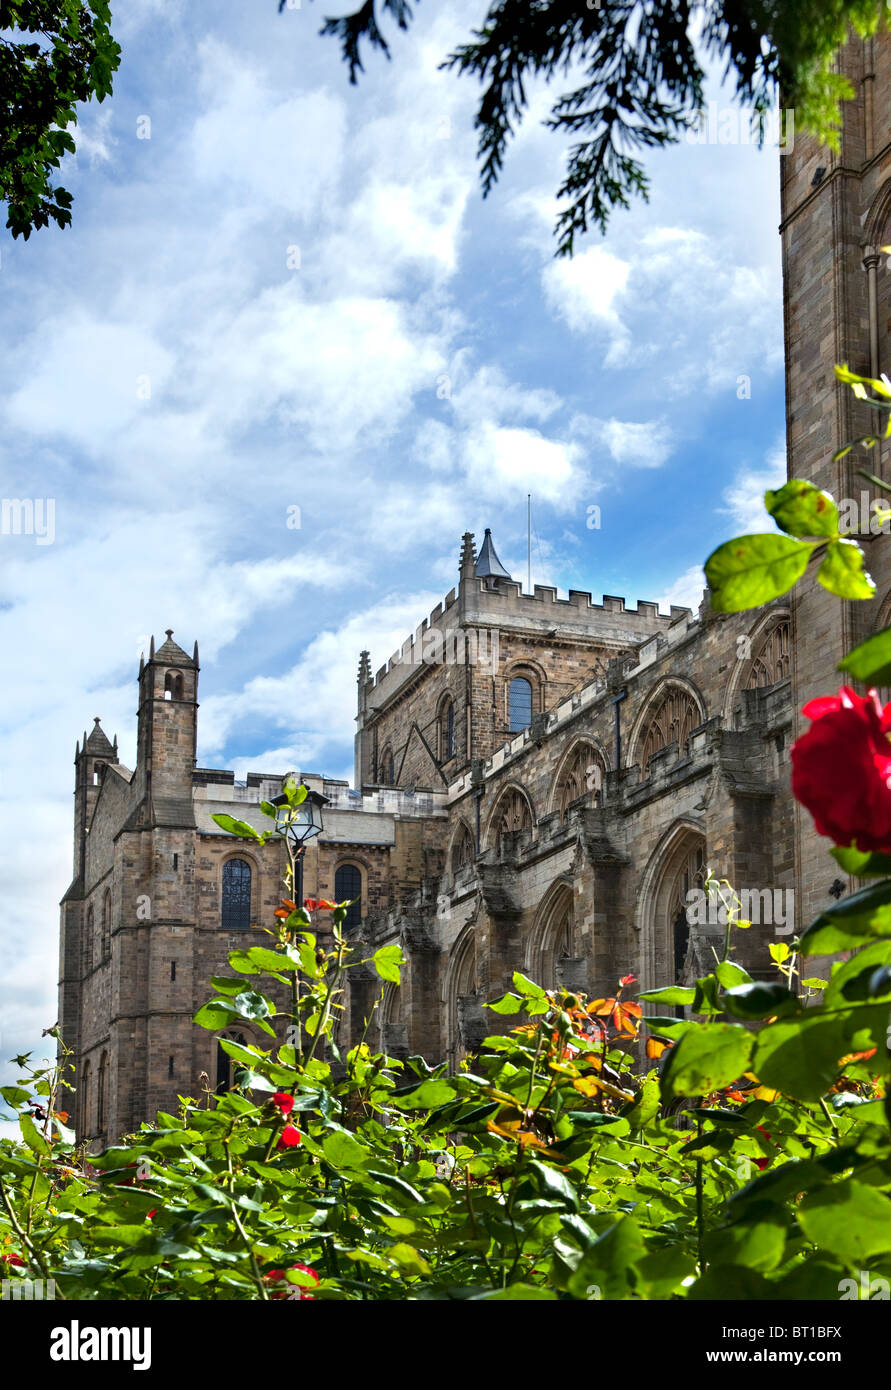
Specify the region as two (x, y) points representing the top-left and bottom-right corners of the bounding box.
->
(765, 479), (839, 538)
(705, 533), (814, 613)
(817, 538), (875, 599)
(838, 627), (891, 686)
(721, 982), (800, 1020)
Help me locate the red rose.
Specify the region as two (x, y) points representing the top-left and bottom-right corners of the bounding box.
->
(791, 687), (891, 852)
(276, 1124), (301, 1150)
(1, 1253), (25, 1267)
(147, 1209), (157, 1220)
(754, 1126), (773, 1171)
(271, 1092), (294, 1116)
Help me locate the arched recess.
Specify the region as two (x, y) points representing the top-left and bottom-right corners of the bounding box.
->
(485, 782), (534, 854)
(334, 861), (364, 931)
(101, 889), (112, 960)
(636, 819), (707, 997)
(97, 1051), (108, 1134)
(549, 736), (609, 815)
(437, 693), (456, 762)
(448, 819), (475, 881)
(81, 1059), (92, 1138)
(526, 878), (577, 990)
(723, 607), (791, 719)
(502, 659), (547, 734)
(865, 179), (891, 381)
(378, 744), (395, 787)
(871, 588), (891, 707)
(628, 677), (705, 778)
(444, 919), (480, 1065)
(215, 1028), (248, 1095)
(84, 904), (95, 974)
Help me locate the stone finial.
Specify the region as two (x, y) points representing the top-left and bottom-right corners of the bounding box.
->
(193, 640), (199, 666)
(459, 531), (476, 579)
(165, 629), (173, 639)
(138, 652), (144, 677)
(358, 650), (372, 684)
(75, 739), (80, 759)
(149, 635), (155, 660)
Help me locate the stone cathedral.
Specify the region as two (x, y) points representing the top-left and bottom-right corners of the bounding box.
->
(58, 30), (891, 1144)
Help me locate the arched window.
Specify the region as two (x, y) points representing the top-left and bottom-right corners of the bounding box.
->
(451, 823), (475, 876)
(555, 743), (604, 816)
(97, 1052), (108, 1134)
(221, 859), (252, 931)
(509, 676), (533, 732)
(531, 884), (576, 990)
(81, 1060), (91, 1137)
(84, 905), (94, 974)
(493, 788), (533, 854)
(101, 890), (111, 959)
(379, 746), (395, 787)
(164, 670), (183, 701)
(640, 687), (699, 775)
(439, 697), (455, 761)
(92, 762), (105, 786)
(670, 842), (705, 1015)
(746, 621), (790, 689)
(334, 864), (362, 931)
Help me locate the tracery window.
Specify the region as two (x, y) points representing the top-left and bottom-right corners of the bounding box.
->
(494, 788), (532, 852)
(640, 688), (699, 775)
(97, 1052), (108, 1133)
(439, 697), (456, 761)
(555, 743), (603, 815)
(451, 823), (475, 875)
(379, 746), (395, 786)
(101, 890), (111, 959)
(84, 905), (94, 974)
(746, 621), (790, 689)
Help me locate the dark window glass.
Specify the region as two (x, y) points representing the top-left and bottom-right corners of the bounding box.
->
(509, 677), (533, 732)
(222, 858), (252, 931)
(334, 864), (362, 931)
(444, 700), (455, 758)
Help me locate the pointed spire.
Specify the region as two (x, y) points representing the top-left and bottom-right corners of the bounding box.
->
(149, 635), (155, 660)
(193, 640), (199, 667)
(475, 528), (511, 581)
(85, 718), (115, 754)
(358, 650), (371, 684)
(139, 652), (144, 677)
(459, 532), (476, 580)
(75, 738), (80, 760)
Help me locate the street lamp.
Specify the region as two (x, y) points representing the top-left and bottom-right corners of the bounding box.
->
(270, 782), (328, 908)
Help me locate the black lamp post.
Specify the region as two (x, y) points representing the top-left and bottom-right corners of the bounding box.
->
(270, 782), (327, 909)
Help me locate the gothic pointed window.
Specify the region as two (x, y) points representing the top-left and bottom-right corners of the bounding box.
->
(334, 863), (362, 931)
(221, 858), (252, 932)
(494, 788), (532, 853)
(640, 688), (699, 775)
(97, 1052), (108, 1134)
(440, 697), (456, 761)
(451, 823), (474, 876)
(669, 843), (705, 1015)
(379, 746), (394, 786)
(746, 621), (791, 689)
(509, 676), (533, 732)
(164, 670), (183, 701)
(84, 905), (94, 974)
(556, 743), (603, 816)
(101, 890), (111, 959)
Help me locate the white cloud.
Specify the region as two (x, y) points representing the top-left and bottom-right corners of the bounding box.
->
(542, 245), (631, 342)
(720, 447), (787, 533)
(602, 418), (674, 469)
(658, 564), (706, 613)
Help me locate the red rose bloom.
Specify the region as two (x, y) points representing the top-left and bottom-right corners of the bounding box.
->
(1, 1253), (25, 1267)
(791, 687), (891, 852)
(276, 1124), (301, 1150)
(271, 1092), (294, 1116)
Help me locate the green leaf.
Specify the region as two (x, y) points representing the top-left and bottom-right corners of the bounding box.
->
(233, 947), (297, 975)
(831, 845), (891, 877)
(817, 538), (875, 599)
(798, 1182), (891, 1262)
(390, 1079), (457, 1110)
(322, 1130), (369, 1170)
(721, 982), (800, 1020)
(638, 985), (695, 1006)
(388, 1242), (431, 1275)
(19, 1112), (50, 1156)
(753, 1013), (850, 1101)
(372, 944), (405, 984)
(714, 960), (753, 988)
(705, 533), (814, 613)
(210, 813), (264, 841)
(0, 1086), (32, 1107)
(486, 992), (523, 1014)
(475, 1285), (559, 1301)
(640, 1016), (697, 1039)
(661, 1023), (753, 1100)
(838, 628), (891, 686)
(824, 940), (891, 1006)
(764, 479), (839, 538)
(233, 990), (272, 1021)
(512, 972), (546, 998)
(193, 1000), (236, 1030)
(800, 879), (891, 955)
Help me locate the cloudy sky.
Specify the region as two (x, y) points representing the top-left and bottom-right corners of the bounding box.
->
(0, 0), (787, 1081)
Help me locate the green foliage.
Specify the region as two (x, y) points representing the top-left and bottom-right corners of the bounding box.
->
(1, 1), (121, 237)
(311, 0), (888, 254)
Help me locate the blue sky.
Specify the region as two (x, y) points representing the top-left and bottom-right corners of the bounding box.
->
(0, 0), (786, 1080)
